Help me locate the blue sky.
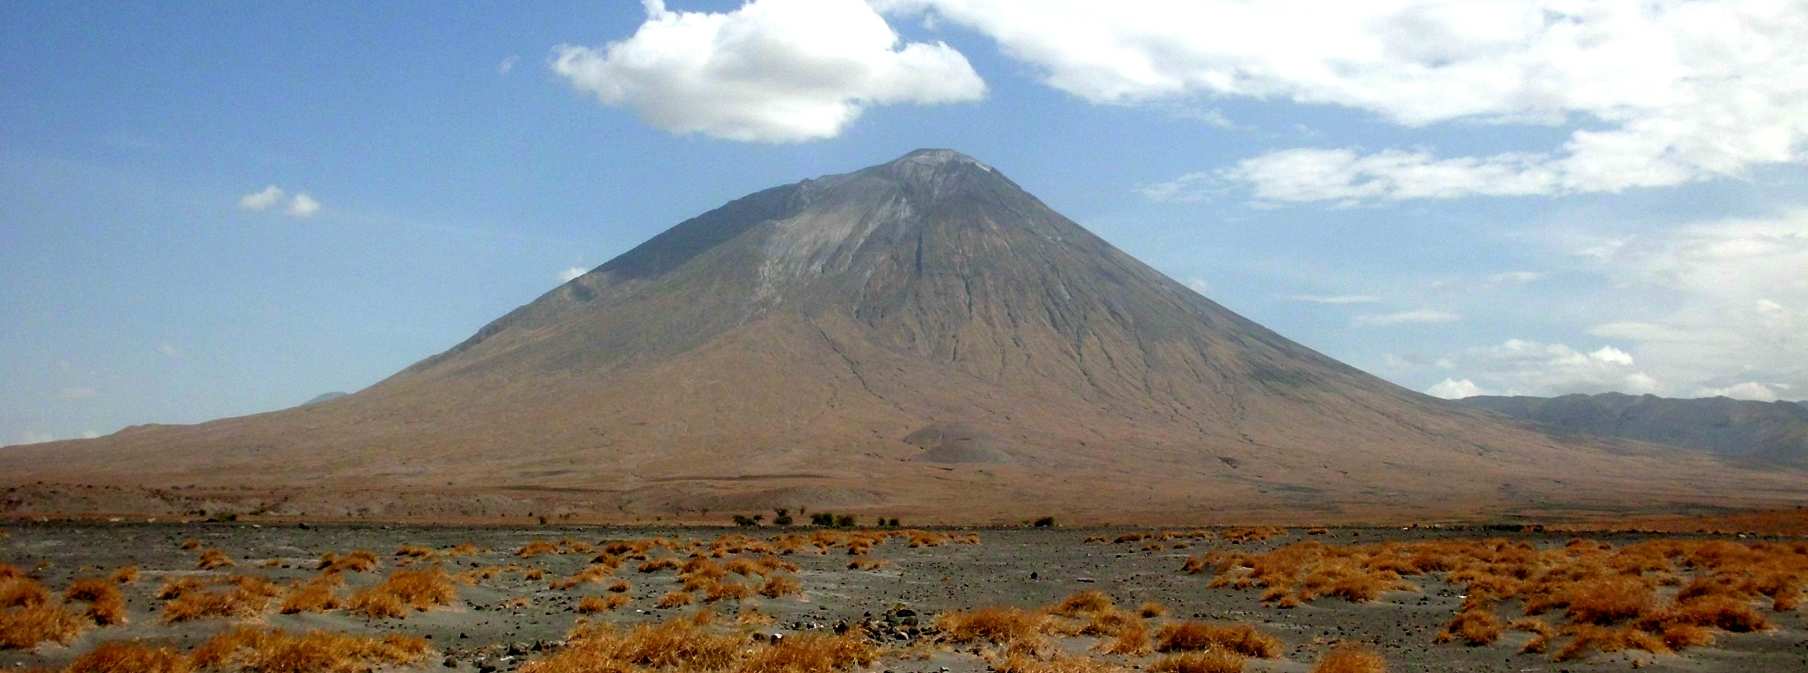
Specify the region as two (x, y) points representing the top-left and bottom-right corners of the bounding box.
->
(4, 0), (1806, 445)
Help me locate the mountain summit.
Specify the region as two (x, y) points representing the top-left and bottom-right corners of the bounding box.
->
(4, 150), (1799, 522)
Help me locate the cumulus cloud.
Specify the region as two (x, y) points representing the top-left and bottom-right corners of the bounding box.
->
(1353, 309), (1460, 327)
(883, 1), (1808, 203)
(238, 185), (321, 218)
(551, 0), (985, 142)
(1425, 378), (1486, 399)
(1434, 339), (1661, 397)
(558, 266), (588, 282)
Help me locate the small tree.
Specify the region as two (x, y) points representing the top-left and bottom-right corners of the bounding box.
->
(773, 508), (794, 526)
(835, 514), (856, 528)
(811, 512), (835, 526)
(732, 514), (761, 527)
(1032, 516), (1056, 528)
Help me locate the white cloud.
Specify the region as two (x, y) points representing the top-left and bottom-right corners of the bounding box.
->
(498, 54), (519, 75)
(1555, 209), (1808, 400)
(559, 266), (588, 282)
(1694, 382), (1780, 402)
(1137, 172), (1220, 203)
(1487, 271), (1544, 285)
(237, 185), (285, 211)
(884, 1), (1808, 202)
(1433, 339), (1662, 397)
(239, 185), (321, 218)
(80, 430), (100, 439)
(285, 193), (320, 218)
(1289, 294), (1380, 305)
(1425, 378), (1486, 399)
(1353, 309), (1460, 327)
(551, 0), (985, 142)
(156, 342), (183, 359)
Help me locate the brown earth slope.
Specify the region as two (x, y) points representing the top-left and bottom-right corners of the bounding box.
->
(2, 149), (1802, 523)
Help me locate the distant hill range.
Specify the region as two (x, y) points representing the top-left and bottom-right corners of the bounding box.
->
(1458, 393), (1808, 465)
(301, 392), (348, 407)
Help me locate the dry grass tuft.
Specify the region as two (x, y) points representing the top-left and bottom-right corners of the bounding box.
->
(846, 556), (888, 571)
(179, 538), (200, 551)
(576, 594), (629, 614)
(759, 575), (801, 599)
(190, 627), (430, 673)
(1137, 601), (1166, 618)
(65, 641), (192, 673)
(346, 566), (456, 619)
(1435, 609), (1502, 646)
(1048, 590), (1114, 617)
(1154, 621), (1281, 658)
(279, 574), (344, 614)
(1, 575), (49, 609)
(516, 540), (561, 558)
(161, 576), (281, 623)
(317, 550), (379, 574)
(394, 545), (434, 559)
(195, 549), (234, 571)
(655, 591), (694, 609)
(935, 606), (1047, 647)
(1310, 644), (1387, 673)
(1149, 651), (1245, 673)
(64, 578), (127, 626)
(0, 602), (88, 650)
(108, 566), (139, 585)
(1554, 625), (1669, 662)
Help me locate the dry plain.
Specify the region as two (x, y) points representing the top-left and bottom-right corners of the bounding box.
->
(5, 521), (1808, 673)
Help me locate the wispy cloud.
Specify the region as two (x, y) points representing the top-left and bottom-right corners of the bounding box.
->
(1353, 309), (1460, 327)
(558, 266), (587, 282)
(1289, 294), (1380, 305)
(497, 54), (519, 75)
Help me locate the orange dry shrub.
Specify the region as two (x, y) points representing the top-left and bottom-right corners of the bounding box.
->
(1508, 618), (1555, 654)
(394, 545), (434, 559)
(655, 591), (694, 609)
(703, 581), (752, 603)
(759, 575), (801, 598)
(317, 550), (379, 574)
(934, 606), (1047, 647)
(195, 548), (234, 571)
(522, 615), (871, 673)
(1435, 609), (1502, 645)
(576, 594), (629, 614)
(346, 566), (455, 619)
(1091, 612), (1150, 656)
(638, 557), (681, 573)
(190, 627), (429, 673)
(179, 538), (201, 551)
(607, 579), (631, 594)
(1150, 651), (1244, 673)
(155, 577), (207, 601)
(1554, 624), (1669, 662)
(550, 564), (614, 591)
(1310, 644), (1386, 673)
(847, 556), (888, 571)
(1, 573), (49, 609)
(108, 565), (139, 585)
(0, 602), (88, 650)
(1219, 527), (1282, 544)
(1047, 590), (1114, 617)
(280, 574), (344, 614)
(516, 540), (561, 558)
(161, 576), (281, 623)
(1154, 622), (1281, 658)
(64, 578), (127, 626)
(65, 641), (191, 673)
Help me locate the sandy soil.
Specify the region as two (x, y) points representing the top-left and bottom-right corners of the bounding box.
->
(3, 523), (1805, 673)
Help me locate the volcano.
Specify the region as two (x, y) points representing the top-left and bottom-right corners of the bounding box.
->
(4, 150), (1800, 523)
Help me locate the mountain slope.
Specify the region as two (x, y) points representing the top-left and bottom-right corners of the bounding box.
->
(3, 150), (1801, 522)
(1459, 393), (1808, 466)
